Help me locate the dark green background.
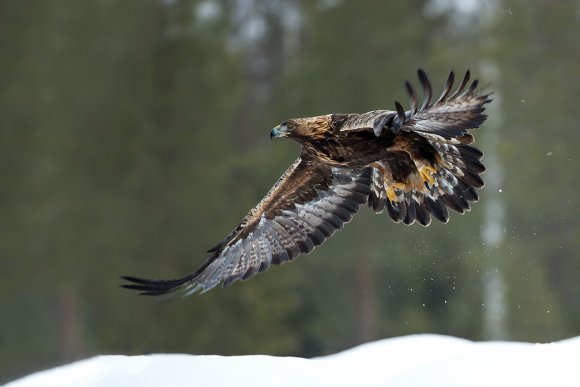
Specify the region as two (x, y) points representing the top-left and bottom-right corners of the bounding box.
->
(2, 0), (580, 383)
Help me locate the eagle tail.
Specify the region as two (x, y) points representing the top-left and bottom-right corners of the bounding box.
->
(368, 138), (484, 226)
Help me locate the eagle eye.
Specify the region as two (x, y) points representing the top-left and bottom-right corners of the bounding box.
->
(282, 121), (294, 129)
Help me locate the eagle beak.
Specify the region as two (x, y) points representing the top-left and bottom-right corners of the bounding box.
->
(270, 125), (287, 139)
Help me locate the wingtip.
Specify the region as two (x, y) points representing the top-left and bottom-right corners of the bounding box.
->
(405, 81), (417, 113)
(390, 101), (405, 134)
(417, 68), (428, 82)
(394, 101), (405, 118)
(417, 69), (433, 109)
(121, 274), (195, 297)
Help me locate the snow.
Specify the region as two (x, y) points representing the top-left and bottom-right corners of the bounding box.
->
(7, 334), (580, 387)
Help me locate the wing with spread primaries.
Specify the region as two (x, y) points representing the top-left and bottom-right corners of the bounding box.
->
(123, 155), (370, 296)
(397, 69), (492, 140)
(340, 70), (491, 139)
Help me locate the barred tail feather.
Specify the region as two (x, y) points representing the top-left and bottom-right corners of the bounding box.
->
(368, 140), (484, 226)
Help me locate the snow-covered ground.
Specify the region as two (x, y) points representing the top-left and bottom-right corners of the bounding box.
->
(7, 334), (580, 387)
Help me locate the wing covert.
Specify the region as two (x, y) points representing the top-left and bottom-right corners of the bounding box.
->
(339, 110), (398, 137)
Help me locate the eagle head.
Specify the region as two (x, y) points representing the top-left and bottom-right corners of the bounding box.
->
(270, 115), (332, 142)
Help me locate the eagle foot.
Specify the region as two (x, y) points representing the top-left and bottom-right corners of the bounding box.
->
(419, 165), (437, 186)
(386, 182), (407, 202)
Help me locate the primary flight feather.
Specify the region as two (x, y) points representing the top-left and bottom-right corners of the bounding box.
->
(123, 69), (491, 297)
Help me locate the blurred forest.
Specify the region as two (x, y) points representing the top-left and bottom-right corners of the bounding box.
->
(2, 0), (580, 383)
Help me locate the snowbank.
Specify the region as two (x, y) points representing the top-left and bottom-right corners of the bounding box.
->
(8, 334), (580, 387)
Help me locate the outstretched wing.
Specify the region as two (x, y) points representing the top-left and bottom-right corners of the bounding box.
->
(123, 154), (370, 296)
(354, 70), (491, 226)
(339, 69), (490, 139)
(396, 69), (491, 140)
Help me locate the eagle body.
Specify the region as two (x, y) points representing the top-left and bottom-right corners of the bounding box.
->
(292, 114), (439, 169)
(124, 70), (491, 296)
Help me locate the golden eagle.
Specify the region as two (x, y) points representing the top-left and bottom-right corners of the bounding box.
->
(123, 70), (491, 296)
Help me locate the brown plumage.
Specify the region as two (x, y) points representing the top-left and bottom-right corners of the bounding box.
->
(123, 69), (492, 296)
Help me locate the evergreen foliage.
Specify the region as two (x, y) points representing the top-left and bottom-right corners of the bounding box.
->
(1, 0), (579, 382)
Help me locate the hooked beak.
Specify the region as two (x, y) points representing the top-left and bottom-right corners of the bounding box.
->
(270, 125), (287, 139)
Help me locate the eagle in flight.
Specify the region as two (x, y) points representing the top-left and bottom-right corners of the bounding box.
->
(123, 69), (491, 297)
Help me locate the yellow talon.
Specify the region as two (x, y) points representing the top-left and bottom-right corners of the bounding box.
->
(386, 182), (407, 202)
(386, 187), (397, 202)
(420, 165), (437, 186)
